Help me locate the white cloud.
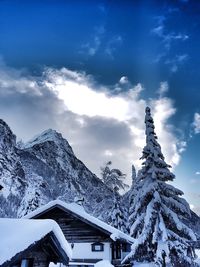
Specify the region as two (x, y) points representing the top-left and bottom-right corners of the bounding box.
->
(192, 112), (200, 134)
(151, 25), (164, 37)
(104, 150), (113, 157)
(81, 26), (105, 56)
(105, 35), (123, 58)
(190, 204), (195, 210)
(165, 54), (189, 73)
(119, 76), (129, 84)
(152, 17), (189, 48)
(150, 97), (184, 167)
(151, 14), (189, 71)
(0, 62), (184, 182)
(190, 204), (200, 216)
(157, 81), (169, 97)
(196, 171), (200, 175)
(81, 26), (122, 59)
(45, 70), (130, 121)
(43, 67), (183, 170)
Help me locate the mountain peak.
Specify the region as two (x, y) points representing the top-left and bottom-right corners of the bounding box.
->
(0, 119), (16, 151)
(24, 128), (74, 155)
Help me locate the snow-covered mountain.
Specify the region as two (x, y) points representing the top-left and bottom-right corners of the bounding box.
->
(0, 119), (113, 219)
(0, 118), (200, 239)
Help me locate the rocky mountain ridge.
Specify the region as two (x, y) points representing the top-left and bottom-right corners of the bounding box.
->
(0, 119), (113, 219)
(0, 118), (200, 238)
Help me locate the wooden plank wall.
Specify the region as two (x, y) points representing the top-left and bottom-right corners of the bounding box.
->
(36, 207), (111, 243)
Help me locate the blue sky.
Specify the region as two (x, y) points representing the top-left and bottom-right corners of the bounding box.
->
(0, 0), (200, 213)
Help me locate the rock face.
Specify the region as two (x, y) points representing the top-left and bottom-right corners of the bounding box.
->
(0, 120), (113, 219)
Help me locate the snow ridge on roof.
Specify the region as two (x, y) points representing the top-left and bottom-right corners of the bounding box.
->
(0, 218), (72, 265)
(24, 199), (134, 243)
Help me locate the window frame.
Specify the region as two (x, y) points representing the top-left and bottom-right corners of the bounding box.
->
(91, 242), (104, 252)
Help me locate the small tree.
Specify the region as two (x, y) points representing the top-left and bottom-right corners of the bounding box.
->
(124, 107), (197, 267)
(108, 190), (128, 233)
(101, 161), (129, 232)
(101, 161), (128, 191)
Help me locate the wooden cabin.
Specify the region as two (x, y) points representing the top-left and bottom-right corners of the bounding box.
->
(0, 218), (71, 267)
(24, 200), (134, 267)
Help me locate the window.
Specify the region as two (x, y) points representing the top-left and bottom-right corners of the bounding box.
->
(91, 242), (104, 252)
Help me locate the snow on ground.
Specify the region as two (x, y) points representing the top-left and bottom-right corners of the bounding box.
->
(0, 218), (72, 265)
(24, 199), (135, 243)
(94, 260), (114, 267)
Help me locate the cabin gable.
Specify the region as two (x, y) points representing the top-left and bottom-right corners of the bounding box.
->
(31, 205), (111, 243)
(24, 202), (133, 266)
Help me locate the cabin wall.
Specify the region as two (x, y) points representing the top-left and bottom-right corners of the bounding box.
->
(19, 251), (49, 267)
(70, 242), (111, 261)
(36, 207), (110, 243)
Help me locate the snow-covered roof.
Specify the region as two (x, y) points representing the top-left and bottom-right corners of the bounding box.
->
(24, 199), (134, 243)
(0, 218), (72, 265)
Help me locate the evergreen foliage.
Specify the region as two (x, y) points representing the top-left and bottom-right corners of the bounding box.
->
(128, 164), (138, 232)
(125, 107), (197, 267)
(101, 161), (129, 191)
(101, 161), (129, 232)
(107, 190), (128, 233)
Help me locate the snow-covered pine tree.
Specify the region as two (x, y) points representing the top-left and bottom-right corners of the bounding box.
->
(124, 107), (197, 267)
(128, 164), (138, 232)
(108, 190), (128, 233)
(101, 161), (129, 232)
(129, 164), (137, 206)
(131, 164), (137, 190)
(101, 161), (128, 191)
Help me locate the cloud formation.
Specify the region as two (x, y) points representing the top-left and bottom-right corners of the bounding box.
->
(151, 11), (189, 72)
(0, 62), (185, 185)
(192, 112), (200, 134)
(165, 54), (189, 73)
(82, 26), (105, 56)
(105, 35), (123, 58)
(152, 15), (189, 51)
(157, 81), (169, 97)
(80, 24), (122, 59)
